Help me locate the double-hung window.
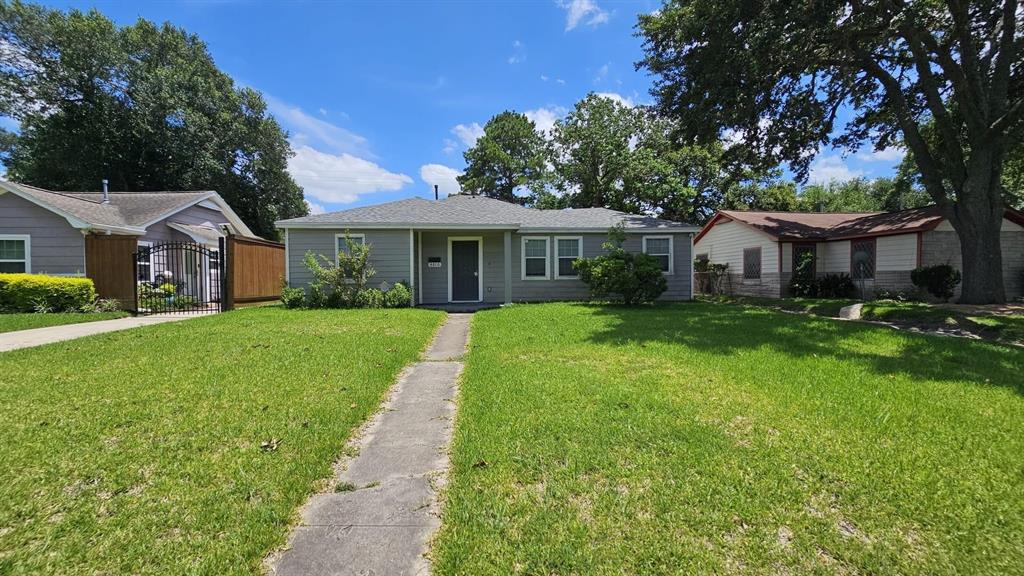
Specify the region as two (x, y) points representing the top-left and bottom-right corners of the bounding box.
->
(522, 237), (549, 280)
(554, 236), (582, 279)
(136, 241), (154, 281)
(335, 233), (366, 264)
(0, 235), (30, 273)
(743, 247), (762, 280)
(642, 236), (673, 275)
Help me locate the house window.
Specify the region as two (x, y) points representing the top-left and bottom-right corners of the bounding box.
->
(335, 233), (366, 263)
(643, 236), (674, 275)
(792, 243), (816, 275)
(743, 247), (762, 280)
(0, 235), (30, 273)
(136, 241), (153, 281)
(554, 236), (582, 279)
(522, 237), (549, 280)
(851, 238), (876, 280)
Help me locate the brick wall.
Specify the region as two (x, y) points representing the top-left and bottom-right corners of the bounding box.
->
(921, 230), (1024, 299)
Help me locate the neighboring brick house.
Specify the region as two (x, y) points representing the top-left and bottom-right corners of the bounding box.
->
(693, 206), (1024, 299)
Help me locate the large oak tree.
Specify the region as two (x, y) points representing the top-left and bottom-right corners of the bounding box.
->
(638, 0), (1023, 303)
(0, 1), (307, 239)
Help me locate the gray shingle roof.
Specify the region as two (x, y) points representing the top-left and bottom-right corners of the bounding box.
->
(276, 194), (698, 231)
(0, 181), (220, 231)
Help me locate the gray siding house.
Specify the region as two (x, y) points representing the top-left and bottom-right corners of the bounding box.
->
(277, 194), (698, 305)
(0, 181), (253, 276)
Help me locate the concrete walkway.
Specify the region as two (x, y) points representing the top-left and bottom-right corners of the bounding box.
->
(270, 313), (470, 576)
(0, 313), (206, 353)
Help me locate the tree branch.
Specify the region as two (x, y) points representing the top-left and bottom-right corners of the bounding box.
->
(987, 0), (1019, 128)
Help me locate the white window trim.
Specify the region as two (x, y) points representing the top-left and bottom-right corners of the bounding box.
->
(334, 233), (366, 265)
(553, 236), (583, 280)
(137, 240), (154, 282)
(0, 234), (31, 273)
(521, 236), (550, 280)
(642, 235), (674, 276)
(446, 236), (484, 303)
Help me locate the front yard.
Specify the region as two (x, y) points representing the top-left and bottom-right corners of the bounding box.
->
(0, 306), (444, 575)
(433, 303), (1024, 574)
(0, 312), (128, 334)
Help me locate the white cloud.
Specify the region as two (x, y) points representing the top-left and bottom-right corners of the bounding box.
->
(593, 63), (609, 83)
(451, 122), (485, 147)
(266, 95), (371, 157)
(306, 199), (326, 215)
(525, 105), (568, 134)
(594, 92), (634, 107)
(559, 0), (609, 31)
(540, 74), (549, 81)
(508, 40), (526, 64)
(808, 155), (863, 184)
(442, 138), (458, 155)
(420, 164), (462, 197)
(857, 146), (905, 162)
(289, 145), (412, 205)
(318, 107), (328, 116)
(556, 78), (566, 85)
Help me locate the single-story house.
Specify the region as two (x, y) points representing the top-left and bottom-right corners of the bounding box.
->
(693, 205), (1024, 299)
(276, 194), (699, 305)
(1, 180), (256, 307)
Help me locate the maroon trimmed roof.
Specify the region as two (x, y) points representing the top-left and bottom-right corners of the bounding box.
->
(696, 205), (1024, 244)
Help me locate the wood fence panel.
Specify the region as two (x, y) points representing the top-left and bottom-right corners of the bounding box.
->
(229, 236), (285, 303)
(85, 234), (137, 310)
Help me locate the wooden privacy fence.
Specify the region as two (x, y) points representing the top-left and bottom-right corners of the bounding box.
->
(223, 235), (286, 308)
(85, 233), (284, 313)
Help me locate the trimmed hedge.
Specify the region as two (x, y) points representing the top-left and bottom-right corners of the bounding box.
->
(0, 273), (97, 313)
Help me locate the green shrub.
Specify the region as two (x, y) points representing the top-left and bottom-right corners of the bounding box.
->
(0, 273), (97, 313)
(355, 288), (385, 309)
(79, 298), (122, 313)
(789, 251), (816, 297)
(815, 273), (856, 298)
(172, 295), (200, 309)
(574, 225), (668, 305)
(303, 233), (375, 308)
(912, 264), (962, 302)
(280, 286), (305, 309)
(384, 282), (412, 308)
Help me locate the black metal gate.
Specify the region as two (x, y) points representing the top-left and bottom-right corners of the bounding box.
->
(133, 239), (225, 314)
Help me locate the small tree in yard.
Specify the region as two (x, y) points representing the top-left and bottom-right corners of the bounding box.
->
(303, 234), (375, 308)
(574, 225), (668, 305)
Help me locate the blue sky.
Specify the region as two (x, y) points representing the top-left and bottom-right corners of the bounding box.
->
(26, 0), (904, 213)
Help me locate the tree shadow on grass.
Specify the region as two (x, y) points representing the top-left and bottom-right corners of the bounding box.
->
(582, 303), (1024, 396)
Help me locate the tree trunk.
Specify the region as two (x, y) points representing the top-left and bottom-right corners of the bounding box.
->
(947, 177), (1006, 304)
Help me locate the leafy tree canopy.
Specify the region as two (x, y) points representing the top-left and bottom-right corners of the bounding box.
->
(456, 111), (547, 205)
(0, 0), (307, 239)
(638, 0), (1023, 303)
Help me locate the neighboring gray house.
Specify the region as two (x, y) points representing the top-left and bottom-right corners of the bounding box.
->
(694, 206), (1024, 299)
(276, 194), (699, 305)
(0, 181), (253, 278)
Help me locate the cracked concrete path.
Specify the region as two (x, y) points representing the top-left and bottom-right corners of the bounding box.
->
(270, 313), (470, 576)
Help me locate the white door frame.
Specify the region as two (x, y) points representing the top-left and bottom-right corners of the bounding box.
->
(447, 236), (483, 303)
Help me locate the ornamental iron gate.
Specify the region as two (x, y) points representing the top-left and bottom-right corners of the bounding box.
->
(133, 239), (225, 314)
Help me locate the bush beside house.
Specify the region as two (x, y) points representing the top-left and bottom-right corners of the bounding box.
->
(282, 235), (412, 309)
(0, 273), (98, 313)
(574, 225), (668, 305)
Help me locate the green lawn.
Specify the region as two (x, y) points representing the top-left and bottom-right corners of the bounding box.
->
(0, 306), (444, 575)
(0, 312), (128, 333)
(433, 302), (1024, 575)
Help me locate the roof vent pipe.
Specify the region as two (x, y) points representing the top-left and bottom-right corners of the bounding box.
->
(101, 179), (109, 204)
(434, 184), (439, 200)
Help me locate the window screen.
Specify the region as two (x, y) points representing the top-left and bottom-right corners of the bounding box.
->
(556, 237), (581, 278)
(851, 239), (876, 279)
(743, 247), (761, 280)
(523, 238), (548, 278)
(0, 238), (27, 273)
(643, 237), (672, 273)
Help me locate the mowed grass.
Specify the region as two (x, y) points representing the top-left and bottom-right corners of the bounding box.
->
(0, 306), (444, 575)
(0, 312), (128, 333)
(434, 303), (1024, 575)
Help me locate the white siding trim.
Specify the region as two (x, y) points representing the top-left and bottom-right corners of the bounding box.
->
(408, 229), (415, 306)
(642, 235), (674, 275)
(689, 233), (695, 300)
(521, 236), (550, 280)
(334, 233), (366, 265)
(0, 234), (31, 273)
(447, 236), (484, 303)
(553, 236), (583, 280)
(284, 229), (290, 283)
(417, 230), (423, 306)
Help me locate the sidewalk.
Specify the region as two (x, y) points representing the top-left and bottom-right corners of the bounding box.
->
(0, 313), (209, 353)
(270, 313), (471, 576)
